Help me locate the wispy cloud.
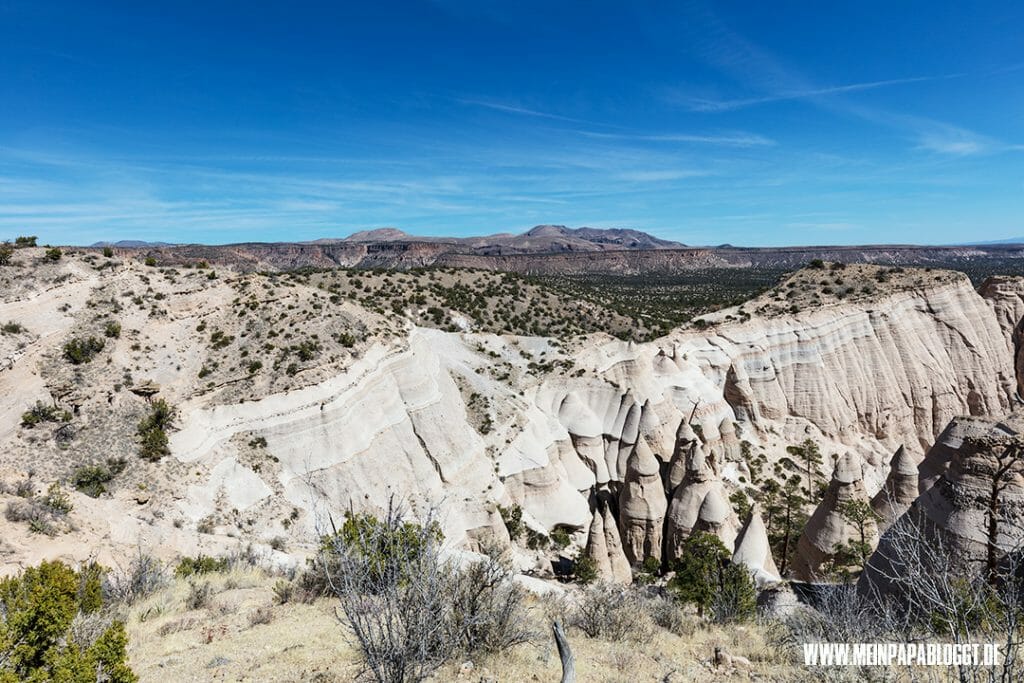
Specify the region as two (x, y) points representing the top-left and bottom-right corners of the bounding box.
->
(681, 74), (957, 112)
(615, 169), (711, 182)
(458, 98), (607, 126)
(578, 130), (775, 147)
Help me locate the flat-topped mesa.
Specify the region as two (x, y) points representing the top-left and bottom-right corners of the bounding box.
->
(792, 452), (877, 582)
(860, 410), (1024, 599)
(870, 445), (919, 530)
(618, 436), (668, 565)
(733, 504), (782, 586)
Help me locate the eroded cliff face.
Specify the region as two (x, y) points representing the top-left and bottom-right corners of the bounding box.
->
(1, 259), (1021, 580)
(164, 271), (1019, 577)
(859, 410), (1024, 598)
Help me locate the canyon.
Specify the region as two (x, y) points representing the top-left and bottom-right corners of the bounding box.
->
(3, 245), (1024, 590)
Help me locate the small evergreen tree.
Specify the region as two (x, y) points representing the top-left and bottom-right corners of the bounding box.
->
(0, 560), (136, 682)
(669, 532), (756, 622)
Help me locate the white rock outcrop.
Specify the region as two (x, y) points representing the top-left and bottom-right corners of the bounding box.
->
(732, 505), (781, 586)
(617, 436), (668, 565)
(793, 453), (877, 581)
(870, 445), (919, 530)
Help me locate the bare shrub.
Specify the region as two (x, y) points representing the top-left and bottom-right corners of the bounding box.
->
(320, 499), (533, 683)
(772, 507), (1024, 683)
(186, 581), (213, 610)
(106, 551), (168, 605)
(448, 550), (534, 653)
(571, 582), (654, 642)
(248, 605), (274, 627)
(320, 501), (459, 683)
(645, 593), (693, 637)
(272, 579), (294, 605)
(68, 610), (116, 650)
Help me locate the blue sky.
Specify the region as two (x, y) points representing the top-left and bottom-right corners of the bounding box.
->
(1, 1), (1022, 246)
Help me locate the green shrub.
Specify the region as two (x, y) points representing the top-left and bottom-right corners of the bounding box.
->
(549, 526), (572, 550)
(104, 321), (122, 338)
(44, 247), (62, 261)
(143, 256), (156, 267)
(497, 503), (523, 541)
(102, 247), (114, 258)
(174, 555), (229, 578)
(72, 459), (127, 498)
(14, 235), (37, 248)
(0, 560), (136, 682)
(1, 321), (24, 334)
(573, 554), (598, 585)
(668, 532), (756, 622)
(0, 243), (12, 266)
(137, 399), (175, 461)
(20, 401), (71, 428)
(63, 336), (105, 364)
(320, 511), (443, 589)
(42, 483), (73, 515)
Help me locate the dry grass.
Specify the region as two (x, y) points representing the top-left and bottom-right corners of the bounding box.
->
(126, 568), (360, 681)
(125, 569), (803, 682)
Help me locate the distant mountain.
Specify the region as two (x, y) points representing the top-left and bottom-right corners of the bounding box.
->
(964, 237), (1024, 245)
(90, 240), (175, 248)
(514, 225), (684, 250)
(338, 224), (685, 253)
(76, 226), (1024, 277)
(341, 228), (418, 242)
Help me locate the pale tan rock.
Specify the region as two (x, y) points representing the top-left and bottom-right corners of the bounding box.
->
(618, 436), (668, 565)
(863, 410), (1024, 599)
(793, 453), (877, 581)
(664, 439), (739, 558)
(602, 505), (632, 584)
(732, 504), (781, 585)
(583, 504), (632, 584)
(870, 445), (919, 530)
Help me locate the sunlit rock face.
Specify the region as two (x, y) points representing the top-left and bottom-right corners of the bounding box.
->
(860, 410), (1024, 599)
(792, 453), (877, 582)
(126, 275), (1024, 571)
(733, 505), (781, 586)
(870, 446), (920, 531)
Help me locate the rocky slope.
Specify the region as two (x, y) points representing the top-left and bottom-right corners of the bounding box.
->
(1, 248), (1022, 585)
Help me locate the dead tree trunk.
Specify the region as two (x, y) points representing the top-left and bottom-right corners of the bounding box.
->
(552, 620), (575, 683)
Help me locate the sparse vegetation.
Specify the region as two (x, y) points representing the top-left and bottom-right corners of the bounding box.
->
(72, 458), (128, 497)
(20, 401), (71, 428)
(318, 501), (532, 683)
(62, 335), (105, 364)
(137, 399), (175, 461)
(175, 555), (230, 578)
(669, 532), (756, 623)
